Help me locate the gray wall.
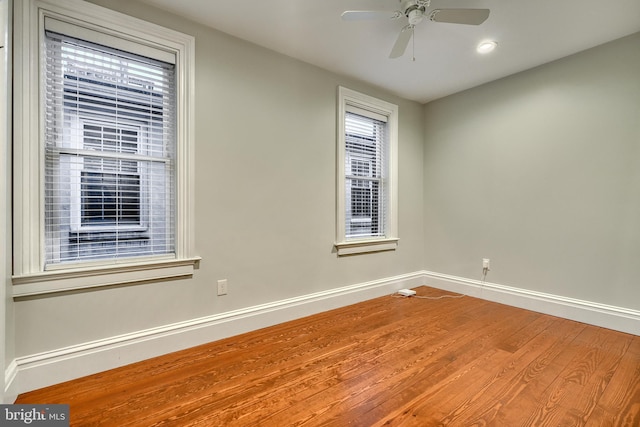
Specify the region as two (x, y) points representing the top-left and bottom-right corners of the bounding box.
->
(12, 0), (425, 357)
(423, 32), (640, 310)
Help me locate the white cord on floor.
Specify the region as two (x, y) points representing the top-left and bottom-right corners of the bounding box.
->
(392, 292), (465, 300)
(414, 294), (465, 300)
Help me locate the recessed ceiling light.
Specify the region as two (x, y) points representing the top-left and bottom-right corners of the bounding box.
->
(477, 41), (498, 54)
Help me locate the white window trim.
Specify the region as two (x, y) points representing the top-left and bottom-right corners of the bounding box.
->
(12, 0), (199, 297)
(335, 86), (399, 256)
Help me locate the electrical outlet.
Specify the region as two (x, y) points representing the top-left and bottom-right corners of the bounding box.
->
(217, 279), (228, 296)
(482, 258), (491, 270)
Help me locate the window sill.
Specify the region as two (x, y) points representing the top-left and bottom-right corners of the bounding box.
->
(335, 238), (399, 256)
(12, 256), (201, 298)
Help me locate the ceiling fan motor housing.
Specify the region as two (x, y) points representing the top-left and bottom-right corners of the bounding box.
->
(401, 0), (427, 25)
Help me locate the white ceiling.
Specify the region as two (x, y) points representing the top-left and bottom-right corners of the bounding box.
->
(138, 0), (640, 103)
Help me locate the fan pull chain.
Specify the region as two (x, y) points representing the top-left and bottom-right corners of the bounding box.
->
(412, 27), (416, 62)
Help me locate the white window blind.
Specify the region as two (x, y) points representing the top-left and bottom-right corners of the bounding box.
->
(43, 29), (177, 266)
(344, 109), (387, 239)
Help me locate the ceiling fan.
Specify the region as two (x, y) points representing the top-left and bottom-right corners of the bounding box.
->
(342, 0), (490, 59)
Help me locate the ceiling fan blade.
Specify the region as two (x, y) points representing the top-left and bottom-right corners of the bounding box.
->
(429, 9), (490, 25)
(341, 10), (401, 21)
(389, 25), (413, 59)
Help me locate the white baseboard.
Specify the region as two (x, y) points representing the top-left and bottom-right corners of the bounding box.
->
(8, 272), (424, 396)
(422, 270), (640, 336)
(7, 270), (638, 398)
(3, 360), (18, 404)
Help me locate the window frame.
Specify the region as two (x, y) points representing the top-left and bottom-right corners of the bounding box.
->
(12, 0), (198, 297)
(335, 86), (399, 256)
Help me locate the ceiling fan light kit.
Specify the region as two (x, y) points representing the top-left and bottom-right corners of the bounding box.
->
(342, 0), (491, 59)
(407, 8), (425, 26)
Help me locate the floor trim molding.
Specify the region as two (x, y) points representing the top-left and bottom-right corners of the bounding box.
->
(8, 270), (638, 397)
(3, 360), (18, 404)
(8, 272), (423, 396)
(422, 270), (640, 336)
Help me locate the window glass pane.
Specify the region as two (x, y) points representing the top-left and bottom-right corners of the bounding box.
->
(44, 29), (176, 265)
(81, 171), (141, 225)
(344, 111), (386, 239)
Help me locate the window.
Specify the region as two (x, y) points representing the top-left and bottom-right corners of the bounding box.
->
(345, 114), (383, 238)
(12, 0), (197, 296)
(44, 30), (175, 264)
(336, 87), (398, 256)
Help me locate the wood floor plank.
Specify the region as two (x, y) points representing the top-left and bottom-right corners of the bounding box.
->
(15, 286), (638, 427)
(434, 318), (587, 427)
(148, 296), (452, 422)
(23, 295), (401, 420)
(379, 317), (572, 426)
(561, 331), (633, 425)
(510, 325), (634, 427)
(185, 294), (474, 426)
(346, 299), (548, 426)
(583, 335), (640, 427)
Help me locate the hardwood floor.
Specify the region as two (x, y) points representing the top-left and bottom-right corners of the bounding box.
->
(16, 286), (640, 426)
